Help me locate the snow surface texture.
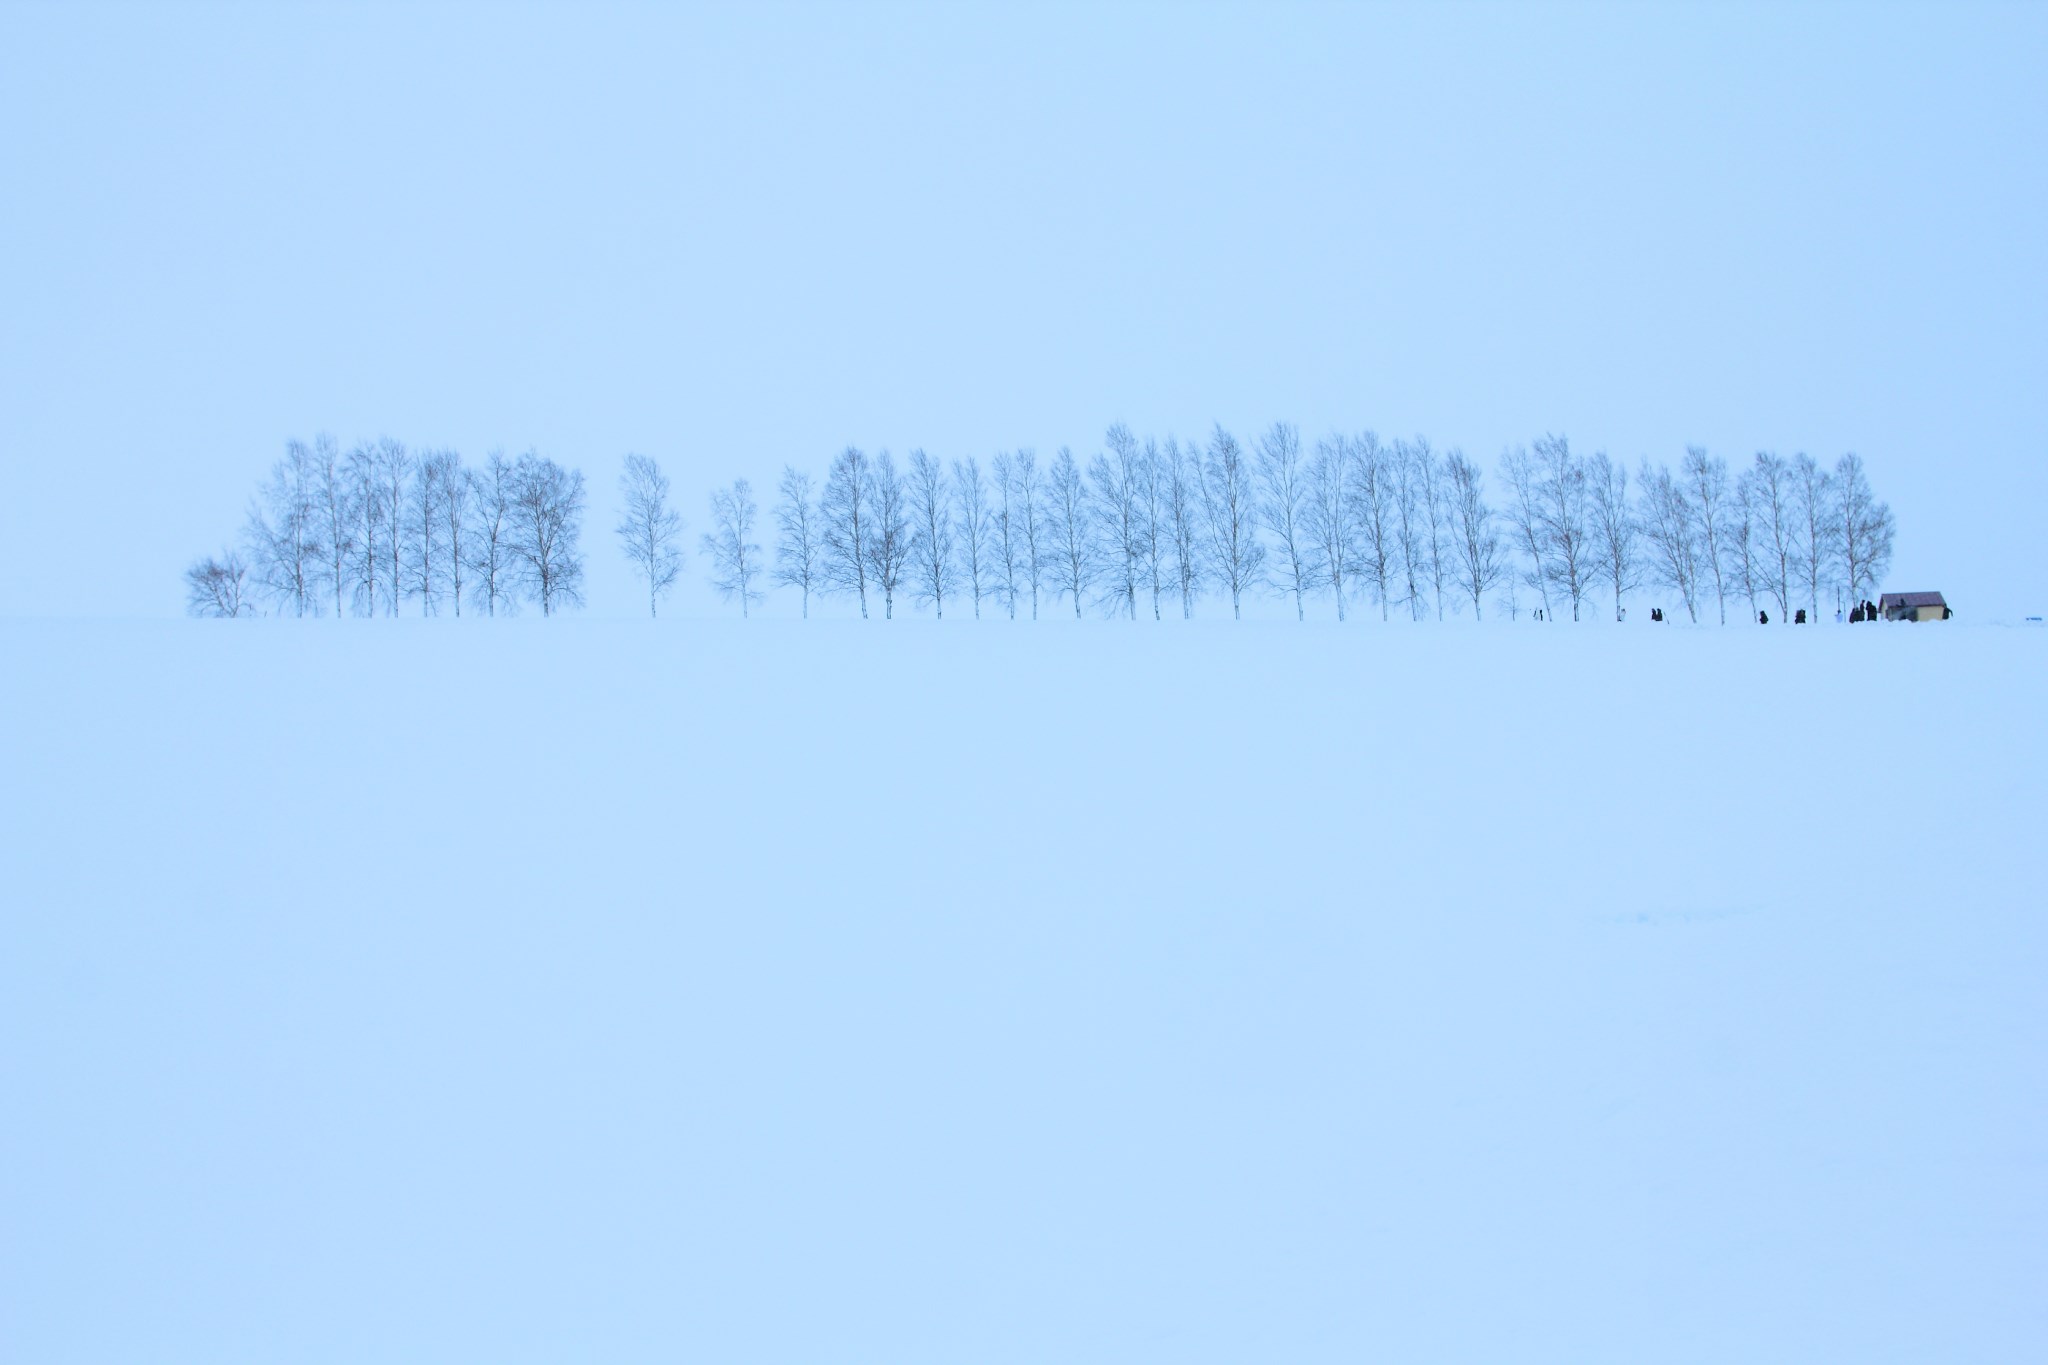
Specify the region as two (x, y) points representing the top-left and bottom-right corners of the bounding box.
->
(3, 620), (2043, 1362)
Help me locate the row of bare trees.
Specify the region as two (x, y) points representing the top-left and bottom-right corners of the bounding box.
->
(745, 431), (1289, 623)
(187, 439), (587, 617)
(191, 427), (1898, 625)
(707, 426), (1896, 624)
(1514, 441), (1899, 625)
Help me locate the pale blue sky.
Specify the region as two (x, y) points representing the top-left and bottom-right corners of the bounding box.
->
(3, 0), (2043, 618)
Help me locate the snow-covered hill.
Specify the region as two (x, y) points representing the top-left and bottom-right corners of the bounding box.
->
(3, 619), (2042, 1362)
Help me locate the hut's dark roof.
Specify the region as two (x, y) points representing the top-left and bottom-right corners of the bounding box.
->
(1880, 591), (1947, 609)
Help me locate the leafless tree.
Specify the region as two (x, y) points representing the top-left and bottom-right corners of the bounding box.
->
(1046, 446), (1094, 618)
(864, 450), (911, 619)
(1792, 452), (1838, 620)
(509, 451), (586, 615)
(1417, 438), (1451, 620)
(185, 550), (251, 617)
(1731, 468), (1764, 619)
(440, 453), (470, 616)
(1834, 452), (1894, 609)
(1090, 424), (1144, 619)
(1445, 448), (1503, 619)
(1588, 451), (1639, 622)
(465, 450), (520, 616)
(1749, 451), (1796, 619)
(1256, 420), (1315, 621)
(952, 455), (992, 619)
(1392, 438), (1429, 620)
(311, 433), (354, 618)
(345, 440), (383, 616)
(1136, 437), (1168, 620)
(1638, 460), (1700, 622)
(1200, 424), (1265, 619)
(906, 449), (953, 617)
(1304, 433), (1354, 620)
(701, 477), (763, 616)
(1682, 446), (1731, 624)
(820, 446), (874, 618)
(1534, 433), (1593, 621)
(245, 439), (322, 617)
(617, 453), (684, 617)
(373, 437), (412, 615)
(990, 451), (1023, 619)
(406, 450), (458, 616)
(1499, 445), (1553, 621)
(772, 465), (822, 619)
(1164, 436), (1203, 618)
(1009, 448), (1046, 620)
(1348, 431), (1398, 620)
(1499, 569), (1522, 623)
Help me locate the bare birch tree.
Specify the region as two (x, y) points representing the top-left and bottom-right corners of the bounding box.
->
(1392, 438), (1429, 620)
(406, 450), (457, 616)
(1534, 433), (1593, 621)
(772, 465), (822, 619)
(311, 433), (355, 619)
(1165, 436), (1203, 618)
(1136, 437), (1168, 621)
(820, 446), (874, 618)
(345, 440), (383, 616)
(465, 450), (519, 616)
(1682, 445), (1731, 624)
(1731, 468), (1764, 620)
(1499, 445), (1553, 621)
(245, 439), (321, 617)
(864, 450), (911, 619)
(1588, 451), (1639, 621)
(952, 455), (992, 619)
(1008, 449), (1045, 620)
(1834, 452), (1894, 610)
(510, 451), (586, 615)
(990, 451), (1023, 619)
(1638, 460), (1700, 622)
(1304, 433), (1354, 620)
(1445, 449), (1503, 619)
(1090, 424), (1144, 619)
(1792, 452), (1838, 620)
(1046, 446), (1094, 618)
(1417, 438), (1451, 619)
(1749, 451), (1796, 619)
(440, 452), (469, 616)
(906, 449), (952, 617)
(373, 437), (411, 615)
(1200, 424), (1264, 619)
(701, 478), (763, 616)
(1349, 431), (1398, 621)
(616, 453), (684, 617)
(1499, 568), (1522, 622)
(1256, 420), (1315, 621)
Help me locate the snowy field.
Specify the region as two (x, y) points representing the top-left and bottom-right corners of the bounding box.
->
(2, 618), (2043, 1362)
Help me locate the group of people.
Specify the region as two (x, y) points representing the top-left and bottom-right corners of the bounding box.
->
(1579, 600), (1893, 624)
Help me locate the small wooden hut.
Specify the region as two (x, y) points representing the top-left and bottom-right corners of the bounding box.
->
(1879, 591), (1950, 622)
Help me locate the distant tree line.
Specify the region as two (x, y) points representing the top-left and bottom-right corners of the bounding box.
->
(190, 425), (1897, 626)
(721, 426), (1896, 625)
